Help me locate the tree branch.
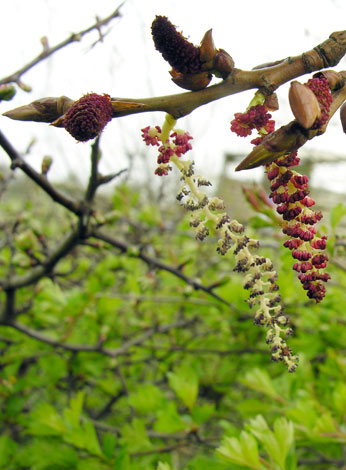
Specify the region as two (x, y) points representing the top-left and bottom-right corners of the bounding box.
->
(136, 345), (267, 355)
(85, 137), (101, 203)
(92, 229), (236, 309)
(0, 3), (124, 89)
(6, 316), (199, 358)
(4, 31), (345, 121)
(0, 129), (84, 215)
(0, 228), (81, 289)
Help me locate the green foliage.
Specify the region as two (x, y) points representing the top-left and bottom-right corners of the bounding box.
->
(1, 177), (346, 470)
(167, 365), (199, 412)
(329, 202), (346, 231)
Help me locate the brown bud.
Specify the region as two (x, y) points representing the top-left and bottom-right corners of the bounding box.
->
(315, 70), (345, 90)
(212, 49), (234, 79)
(40, 36), (49, 51)
(170, 70), (212, 91)
(200, 29), (217, 64)
(235, 122), (308, 171)
(340, 101), (346, 134)
(3, 96), (73, 123)
(41, 156), (53, 175)
(289, 81), (321, 129)
(264, 93), (279, 111)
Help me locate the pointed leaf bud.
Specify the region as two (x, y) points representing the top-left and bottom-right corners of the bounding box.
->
(3, 96), (73, 123)
(341, 101), (346, 134)
(289, 81), (321, 129)
(200, 29), (217, 64)
(235, 122), (308, 171)
(170, 70), (212, 91)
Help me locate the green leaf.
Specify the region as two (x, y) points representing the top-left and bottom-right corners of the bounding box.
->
(120, 418), (151, 452)
(247, 415), (294, 470)
(191, 402), (215, 424)
(113, 447), (130, 470)
(28, 402), (66, 436)
(14, 440), (78, 470)
(81, 421), (103, 457)
(242, 368), (281, 402)
(167, 365), (198, 411)
(63, 420), (102, 457)
(285, 445), (297, 470)
(314, 411), (337, 435)
(249, 215), (274, 229)
(330, 202), (346, 230)
(102, 432), (117, 460)
(286, 398), (317, 434)
(0, 434), (17, 467)
(128, 384), (165, 413)
(217, 431), (265, 469)
(273, 417), (294, 466)
(154, 401), (186, 433)
(333, 381), (346, 415)
(157, 463), (173, 470)
(63, 391), (84, 428)
(187, 455), (229, 470)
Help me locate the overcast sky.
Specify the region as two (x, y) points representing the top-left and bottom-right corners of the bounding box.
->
(1, 0), (346, 191)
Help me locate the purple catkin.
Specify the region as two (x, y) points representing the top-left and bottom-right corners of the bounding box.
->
(151, 16), (203, 74)
(63, 93), (113, 142)
(267, 150), (330, 302)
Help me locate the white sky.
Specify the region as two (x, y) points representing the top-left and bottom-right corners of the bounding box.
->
(1, 0), (346, 192)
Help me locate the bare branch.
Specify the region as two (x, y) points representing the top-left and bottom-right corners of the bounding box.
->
(6, 316), (199, 358)
(0, 228), (81, 289)
(0, 3), (124, 89)
(0, 130), (84, 215)
(92, 229), (237, 309)
(136, 345), (267, 355)
(85, 137), (101, 202)
(5, 32), (345, 123)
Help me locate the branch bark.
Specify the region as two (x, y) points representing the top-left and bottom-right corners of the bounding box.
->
(0, 130), (84, 215)
(7, 316), (199, 358)
(92, 229), (237, 309)
(0, 228), (80, 290)
(4, 31), (345, 121)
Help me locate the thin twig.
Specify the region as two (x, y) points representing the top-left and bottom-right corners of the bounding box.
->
(0, 228), (81, 289)
(85, 137), (101, 202)
(0, 3), (124, 88)
(130, 435), (220, 457)
(92, 229), (236, 309)
(0, 130), (84, 215)
(6, 316), (199, 358)
(100, 293), (222, 306)
(136, 345), (267, 355)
